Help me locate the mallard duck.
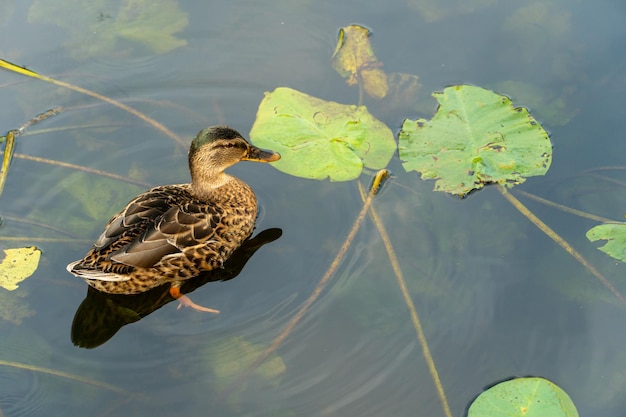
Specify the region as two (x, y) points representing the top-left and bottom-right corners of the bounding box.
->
(66, 126), (280, 312)
(71, 228), (282, 348)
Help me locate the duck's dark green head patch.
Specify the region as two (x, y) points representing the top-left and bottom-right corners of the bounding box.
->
(190, 126), (244, 154)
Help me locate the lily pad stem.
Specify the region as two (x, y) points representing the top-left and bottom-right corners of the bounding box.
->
(498, 185), (626, 306)
(357, 180), (452, 417)
(221, 169), (390, 397)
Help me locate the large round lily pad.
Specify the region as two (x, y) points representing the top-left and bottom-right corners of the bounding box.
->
(399, 85), (552, 196)
(250, 87), (396, 181)
(469, 377), (578, 417)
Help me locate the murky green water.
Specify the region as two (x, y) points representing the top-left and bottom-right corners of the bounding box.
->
(1, 0), (626, 416)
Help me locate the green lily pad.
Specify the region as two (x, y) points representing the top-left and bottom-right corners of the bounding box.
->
(250, 87), (396, 181)
(408, 0), (497, 23)
(399, 85), (552, 196)
(0, 246), (41, 291)
(205, 336), (285, 405)
(493, 80), (577, 127)
(468, 377), (578, 417)
(28, 0), (188, 60)
(0, 288), (36, 324)
(586, 223), (626, 262)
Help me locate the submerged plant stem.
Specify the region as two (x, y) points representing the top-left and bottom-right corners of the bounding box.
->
(357, 181), (452, 417)
(0, 59), (186, 148)
(0, 359), (133, 397)
(223, 170), (390, 396)
(14, 153), (151, 188)
(514, 189), (617, 224)
(0, 236), (92, 243)
(498, 185), (626, 306)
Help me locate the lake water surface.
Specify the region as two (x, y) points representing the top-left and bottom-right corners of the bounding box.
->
(1, 1), (626, 416)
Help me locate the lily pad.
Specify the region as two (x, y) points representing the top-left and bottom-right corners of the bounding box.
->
(0, 288), (36, 324)
(399, 85), (552, 197)
(408, 0), (497, 23)
(468, 377), (578, 417)
(28, 0), (188, 60)
(493, 80), (577, 127)
(0, 246), (41, 291)
(331, 25), (388, 99)
(586, 223), (626, 263)
(250, 87), (396, 181)
(205, 336), (285, 405)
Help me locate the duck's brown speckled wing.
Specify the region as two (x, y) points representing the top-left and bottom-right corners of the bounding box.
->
(109, 200), (222, 269)
(90, 185), (222, 270)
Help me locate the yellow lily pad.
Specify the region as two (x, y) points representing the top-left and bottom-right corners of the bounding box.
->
(331, 24), (388, 99)
(0, 246), (41, 291)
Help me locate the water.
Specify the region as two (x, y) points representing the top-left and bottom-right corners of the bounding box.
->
(1, 0), (626, 416)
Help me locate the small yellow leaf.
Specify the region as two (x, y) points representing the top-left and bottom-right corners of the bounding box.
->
(0, 246), (41, 291)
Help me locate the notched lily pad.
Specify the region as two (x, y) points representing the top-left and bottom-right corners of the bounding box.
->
(250, 87), (396, 181)
(0, 246), (41, 291)
(399, 85), (552, 197)
(468, 377), (578, 417)
(586, 223), (626, 263)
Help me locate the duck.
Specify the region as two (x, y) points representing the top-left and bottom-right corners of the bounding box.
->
(66, 125), (280, 312)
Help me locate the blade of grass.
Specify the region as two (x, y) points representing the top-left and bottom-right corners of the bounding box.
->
(357, 180), (452, 417)
(498, 185), (626, 306)
(0, 130), (16, 198)
(0, 59), (186, 148)
(221, 169), (390, 397)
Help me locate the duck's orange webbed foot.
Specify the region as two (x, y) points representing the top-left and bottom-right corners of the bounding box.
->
(169, 286), (220, 314)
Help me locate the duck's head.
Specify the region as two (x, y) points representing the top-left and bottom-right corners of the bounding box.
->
(189, 125), (280, 189)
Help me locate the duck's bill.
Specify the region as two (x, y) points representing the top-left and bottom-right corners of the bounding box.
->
(243, 145), (281, 162)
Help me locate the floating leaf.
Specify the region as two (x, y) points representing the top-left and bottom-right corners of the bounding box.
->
(206, 336), (285, 404)
(250, 87), (396, 181)
(30, 172), (143, 237)
(385, 72), (422, 109)
(28, 0), (188, 60)
(493, 80), (578, 127)
(468, 377), (578, 417)
(0, 288), (36, 324)
(0, 246), (41, 291)
(331, 25), (388, 99)
(408, 0), (497, 23)
(399, 85), (552, 196)
(586, 223), (626, 262)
